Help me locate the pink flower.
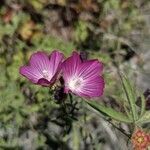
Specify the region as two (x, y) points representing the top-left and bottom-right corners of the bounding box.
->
(131, 128), (150, 150)
(62, 51), (105, 98)
(19, 50), (64, 86)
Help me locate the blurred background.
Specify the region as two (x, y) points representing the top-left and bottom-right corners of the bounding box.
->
(0, 0), (149, 149)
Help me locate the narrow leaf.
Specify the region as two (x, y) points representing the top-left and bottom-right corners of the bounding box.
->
(72, 124), (80, 150)
(139, 94), (146, 117)
(86, 100), (133, 123)
(121, 74), (138, 121)
(136, 111), (150, 124)
(123, 103), (133, 120)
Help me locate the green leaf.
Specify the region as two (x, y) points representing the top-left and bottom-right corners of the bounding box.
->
(123, 103), (133, 120)
(86, 100), (133, 123)
(136, 111), (150, 124)
(121, 74), (138, 121)
(72, 123), (80, 150)
(139, 94), (146, 117)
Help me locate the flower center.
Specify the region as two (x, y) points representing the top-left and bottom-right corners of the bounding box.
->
(42, 70), (49, 79)
(137, 137), (144, 144)
(68, 77), (83, 91)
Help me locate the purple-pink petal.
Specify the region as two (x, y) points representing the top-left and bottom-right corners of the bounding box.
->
(19, 66), (42, 83)
(37, 78), (51, 86)
(79, 76), (105, 98)
(48, 50), (64, 76)
(62, 51), (105, 98)
(62, 51), (81, 80)
(78, 60), (103, 79)
(19, 50), (64, 86)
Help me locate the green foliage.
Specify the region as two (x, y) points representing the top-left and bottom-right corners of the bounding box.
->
(137, 111), (150, 124)
(74, 21), (88, 43)
(26, 0), (48, 11)
(0, 12), (29, 39)
(72, 123), (80, 150)
(32, 35), (75, 55)
(121, 74), (138, 122)
(139, 94), (146, 118)
(86, 100), (132, 123)
(0, 82), (26, 131)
